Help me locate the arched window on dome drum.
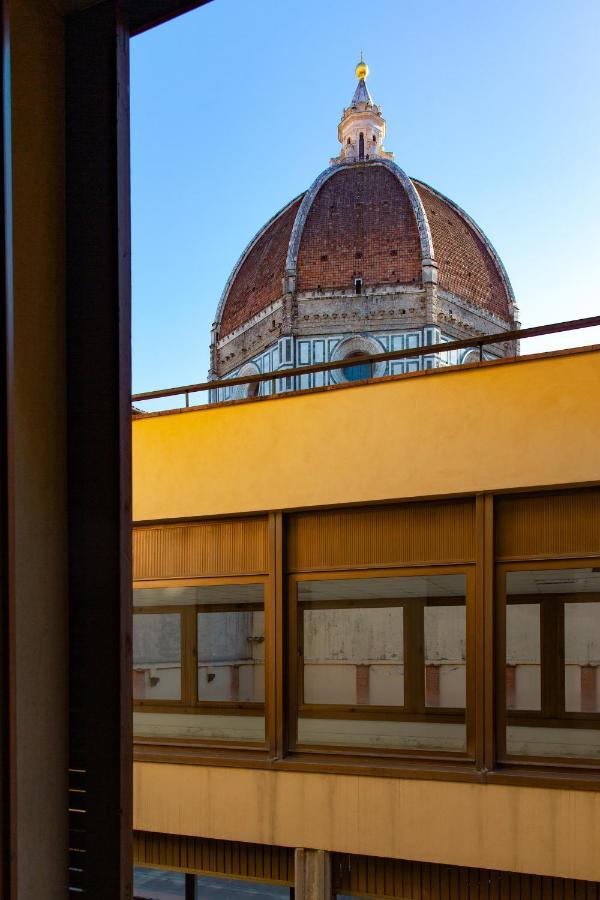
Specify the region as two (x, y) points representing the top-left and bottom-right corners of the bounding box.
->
(359, 132), (364, 159)
(342, 350), (372, 382)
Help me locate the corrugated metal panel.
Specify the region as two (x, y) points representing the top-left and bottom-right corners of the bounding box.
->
(133, 831), (294, 885)
(133, 517), (269, 579)
(496, 490), (600, 560)
(287, 501), (476, 572)
(332, 854), (600, 899)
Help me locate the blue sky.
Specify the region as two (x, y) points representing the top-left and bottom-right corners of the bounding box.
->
(131, 0), (600, 394)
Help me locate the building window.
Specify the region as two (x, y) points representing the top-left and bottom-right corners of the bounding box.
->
(342, 351), (372, 382)
(290, 570), (471, 755)
(499, 563), (600, 761)
(359, 132), (364, 159)
(133, 580), (267, 744)
(134, 866), (185, 899)
(354, 277), (362, 294)
(133, 867), (291, 900)
(133, 613), (182, 701)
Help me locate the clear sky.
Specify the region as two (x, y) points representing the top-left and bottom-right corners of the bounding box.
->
(131, 0), (600, 394)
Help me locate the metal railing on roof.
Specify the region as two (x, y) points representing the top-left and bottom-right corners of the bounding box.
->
(132, 315), (600, 412)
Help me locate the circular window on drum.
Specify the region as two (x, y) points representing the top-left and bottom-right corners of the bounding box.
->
(331, 336), (386, 384)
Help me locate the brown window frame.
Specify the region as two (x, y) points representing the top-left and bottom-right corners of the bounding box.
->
(287, 565), (476, 762)
(133, 574), (273, 753)
(133, 492), (600, 790)
(495, 557), (600, 769)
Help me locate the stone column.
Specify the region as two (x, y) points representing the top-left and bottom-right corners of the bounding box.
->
(295, 849), (332, 900)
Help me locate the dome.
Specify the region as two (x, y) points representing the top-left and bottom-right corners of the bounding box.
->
(211, 62), (517, 387)
(216, 160), (513, 340)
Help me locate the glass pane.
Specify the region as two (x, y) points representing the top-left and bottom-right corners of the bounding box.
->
(506, 604), (541, 710)
(424, 605), (466, 708)
(303, 606), (404, 706)
(298, 573), (467, 752)
(198, 609), (264, 702)
(565, 602), (600, 712)
(196, 875), (290, 899)
(505, 568), (600, 759)
(133, 613), (181, 700)
(343, 361), (372, 381)
(134, 866), (185, 899)
(133, 583), (265, 743)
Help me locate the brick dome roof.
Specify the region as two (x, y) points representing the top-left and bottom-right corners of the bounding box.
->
(216, 160), (514, 339)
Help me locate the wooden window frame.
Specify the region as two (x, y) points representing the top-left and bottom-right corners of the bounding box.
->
(287, 565), (476, 762)
(133, 574), (274, 753)
(133, 494), (600, 790)
(495, 557), (600, 770)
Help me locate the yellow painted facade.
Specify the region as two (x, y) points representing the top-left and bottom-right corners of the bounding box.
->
(133, 347), (600, 882)
(133, 348), (600, 521)
(134, 763), (600, 882)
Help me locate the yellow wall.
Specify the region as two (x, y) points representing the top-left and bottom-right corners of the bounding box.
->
(134, 763), (600, 882)
(133, 347), (600, 882)
(133, 349), (600, 521)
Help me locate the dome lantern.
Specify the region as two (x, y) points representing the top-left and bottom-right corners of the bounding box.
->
(331, 57), (394, 165)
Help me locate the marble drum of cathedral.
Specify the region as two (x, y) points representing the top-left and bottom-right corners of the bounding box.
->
(210, 60), (520, 400)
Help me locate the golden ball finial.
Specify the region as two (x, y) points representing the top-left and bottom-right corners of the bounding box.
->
(355, 58), (369, 80)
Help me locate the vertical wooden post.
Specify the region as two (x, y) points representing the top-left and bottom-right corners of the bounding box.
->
(295, 849), (332, 900)
(185, 872), (196, 900)
(65, 3), (132, 896)
(0, 0), (11, 892)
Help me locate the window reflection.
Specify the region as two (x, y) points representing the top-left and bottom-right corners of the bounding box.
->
(506, 604), (541, 710)
(133, 583), (266, 743)
(134, 866), (185, 899)
(303, 606), (404, 706)
(565, 602), (600, 713)
(198, 609), (265, 702)
(505, 568), (600, 759)
(133, 613), (181, 700)
(424, 605), (466, 708)
(297, 573), (468, 752)
(196, 875), (290, 899)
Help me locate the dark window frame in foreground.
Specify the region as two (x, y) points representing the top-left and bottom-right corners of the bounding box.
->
(62, 2), (215, 898)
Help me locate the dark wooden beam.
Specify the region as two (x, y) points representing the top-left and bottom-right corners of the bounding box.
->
(65, 1), (132, 896)
(0, 0), (11, 891)
(125, 0), (213, 35)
